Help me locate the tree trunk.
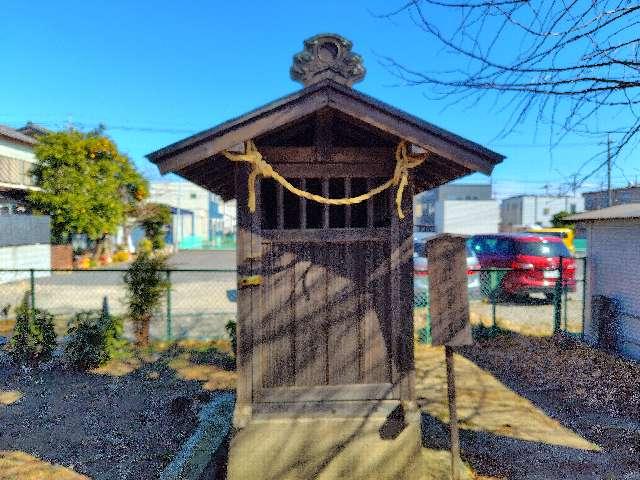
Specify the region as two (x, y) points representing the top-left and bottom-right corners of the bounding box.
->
(134, 313), (151, 347)
(93, 235), (106, 261)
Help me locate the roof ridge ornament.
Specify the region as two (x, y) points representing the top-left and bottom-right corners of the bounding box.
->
(290, 34), (366, 87)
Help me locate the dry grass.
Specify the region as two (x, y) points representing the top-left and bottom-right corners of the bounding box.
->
(0, 451), (89, 480)
(0, 390), (22, 406)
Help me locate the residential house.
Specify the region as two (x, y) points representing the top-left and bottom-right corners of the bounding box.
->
(147, 181), (236, 248)
(500, 194), (584, 231)
(0, 124), (39, 214)
(566, 204), (640, 360)
(583, 185), (640, 211)
(414, 183), (499, 235)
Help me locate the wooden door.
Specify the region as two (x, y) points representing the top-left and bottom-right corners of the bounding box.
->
(253, 177), (399, 403)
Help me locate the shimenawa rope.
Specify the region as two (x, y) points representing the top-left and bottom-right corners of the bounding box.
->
(222, 140), (427, 219)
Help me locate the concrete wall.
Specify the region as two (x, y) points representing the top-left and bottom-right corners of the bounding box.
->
(0, 244), (51, 284)
(583, 220), (640, 360)
(435, 200), (499, 235)
(0, 215), (50, 247)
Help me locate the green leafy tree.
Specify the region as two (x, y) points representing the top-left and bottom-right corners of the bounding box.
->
(28, 129), (148, 249)
(138, 202), (172, 250)
(551, 211), (574, 229)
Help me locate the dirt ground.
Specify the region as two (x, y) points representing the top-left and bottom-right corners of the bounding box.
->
(3, 329), (639, 479)
(0, 340), (236, 480)
(417, 335), (640, 479)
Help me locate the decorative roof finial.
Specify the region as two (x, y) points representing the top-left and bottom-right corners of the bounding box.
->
(290, 34), (366, 87)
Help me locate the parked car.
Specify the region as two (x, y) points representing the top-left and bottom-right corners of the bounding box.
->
(468, 233), (576, 300)
(413, 238), (480, 306)
(526, 227), (575, 254)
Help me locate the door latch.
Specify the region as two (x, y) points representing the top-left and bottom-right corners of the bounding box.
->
(239, 275), (263, 288)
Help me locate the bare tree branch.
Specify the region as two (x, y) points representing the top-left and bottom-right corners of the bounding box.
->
(379, 0), (640, 165)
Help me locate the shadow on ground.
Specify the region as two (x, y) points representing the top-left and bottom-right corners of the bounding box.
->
(415, 339), (640, 479)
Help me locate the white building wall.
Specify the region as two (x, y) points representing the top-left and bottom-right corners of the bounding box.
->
(501, 195), (585, 229)
(584, 220), (640, 360)
(0, 244), (51, 284)
(435, 200), (500, 235)
(522, 196), (584, 227)
(148, 182), (212, 243)
(0, 138), (36, 163)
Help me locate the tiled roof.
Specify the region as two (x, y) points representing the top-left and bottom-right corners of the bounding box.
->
(0, 124), (37, 146)
(566, 203), (640, 222)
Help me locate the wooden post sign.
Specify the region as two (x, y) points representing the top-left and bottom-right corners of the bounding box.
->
(426, 233), (472, 480)
(427, 234), (472, 347)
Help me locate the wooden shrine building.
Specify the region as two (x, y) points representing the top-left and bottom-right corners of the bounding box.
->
(148, 34), (504, 421)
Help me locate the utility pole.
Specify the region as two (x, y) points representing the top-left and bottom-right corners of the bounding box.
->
(607, 135), (612, 207)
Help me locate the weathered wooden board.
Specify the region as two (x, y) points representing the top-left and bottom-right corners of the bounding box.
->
(427, 234), (473, 347)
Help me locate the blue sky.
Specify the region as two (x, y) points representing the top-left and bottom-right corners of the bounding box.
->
(1, 1), (636, 199)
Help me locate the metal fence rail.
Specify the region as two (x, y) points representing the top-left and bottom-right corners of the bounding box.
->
(415, 257), (587, 341)
(1, 259), (587, 344)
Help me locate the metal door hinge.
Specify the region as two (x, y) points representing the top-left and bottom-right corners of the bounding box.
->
(239, 275), (263, 288)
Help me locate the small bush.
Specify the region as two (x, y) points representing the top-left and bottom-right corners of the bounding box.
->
(124, 252), (169, 346)
(64, 309), (126, 369)
(225, 320), (237, 356)
(7, 296), (57, 365)
(137, 238), (153, 254)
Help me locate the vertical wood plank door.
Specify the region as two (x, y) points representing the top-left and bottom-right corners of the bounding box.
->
(256, 231), (396, 403)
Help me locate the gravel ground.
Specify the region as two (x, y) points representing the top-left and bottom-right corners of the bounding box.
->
(454, 334), (640, 479)
(469, 292), (585, 336)
(0, 342), (236, 480)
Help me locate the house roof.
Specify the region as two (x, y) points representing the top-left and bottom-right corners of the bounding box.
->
(565, 203), (640, 222)
(17, 122), (50, 138)
(0, 124), (37, 146)
(146, 79), (505, 200)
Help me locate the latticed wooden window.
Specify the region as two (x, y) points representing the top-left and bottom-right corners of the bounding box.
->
(0, 155), (32, 186)
(259, 177), (391, 230)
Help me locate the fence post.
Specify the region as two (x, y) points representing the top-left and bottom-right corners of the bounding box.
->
(166, 270), (172, 341)
(491, 270), (497, 330)
(563, 276), (569, 331)
(29, 269), (36, 311)
(581, 256), (587, 339)
(553, 256), (563, 334)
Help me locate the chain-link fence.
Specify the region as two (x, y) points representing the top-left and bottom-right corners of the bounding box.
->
(0, 268), (237, 342)
(1, 258), (588, 345)
(415, 257), (588, 341)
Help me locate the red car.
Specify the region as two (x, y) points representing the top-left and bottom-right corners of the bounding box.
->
(469, 233), (576, 300)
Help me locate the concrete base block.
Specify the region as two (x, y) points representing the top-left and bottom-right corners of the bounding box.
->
(228, 404), (431, 480)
